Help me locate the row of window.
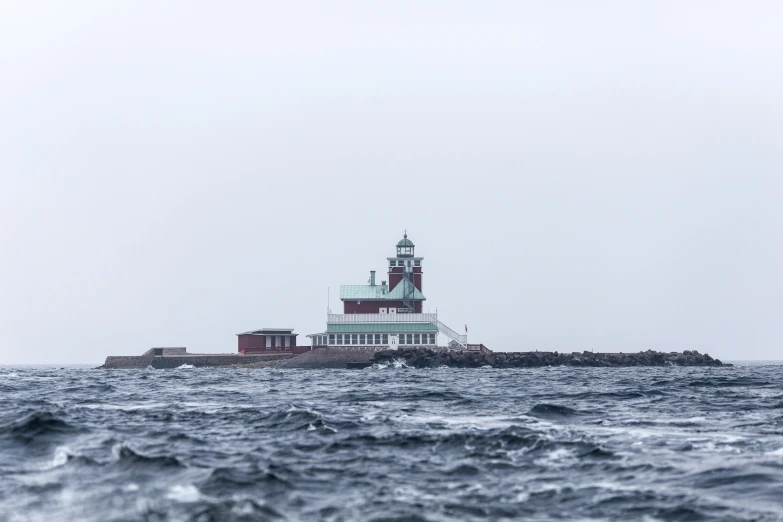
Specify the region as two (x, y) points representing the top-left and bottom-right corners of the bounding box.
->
(313, 334), (387, 346)
(389, 260), (422, 268)
(396, 333), (436, 345)
(312, 333), (436, 346)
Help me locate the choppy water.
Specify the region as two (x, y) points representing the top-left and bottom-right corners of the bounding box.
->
(1, 363), (783, 521)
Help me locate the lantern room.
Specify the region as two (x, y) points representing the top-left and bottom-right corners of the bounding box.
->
(396, 233), (415, 257)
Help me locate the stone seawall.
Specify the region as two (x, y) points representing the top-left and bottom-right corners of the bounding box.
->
(277, 347), (382, 369)
(103, 355), (155, 369)
(101, 353), (293, 369)
(372, 348), (728, 368)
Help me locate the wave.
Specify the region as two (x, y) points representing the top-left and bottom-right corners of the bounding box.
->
(3, 363), (783, 521)
(112, 444), (184, 469)
(687, 377), (771, 388)
(187, 498), (284, 520)
(563, 391), (651, 400)
(62, 383), (117, 394)
(200, 465), (291, 496)
(1, 411), (78, 444)
(47, 446), (99, 469)
(528, 404), (585, 418)
(687, 467), (776, 489)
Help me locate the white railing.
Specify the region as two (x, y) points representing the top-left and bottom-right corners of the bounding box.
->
(327, 313), (438, 324)
(436, 320), (468, 346)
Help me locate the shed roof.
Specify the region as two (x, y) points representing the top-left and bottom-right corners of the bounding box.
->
(238, 328), (297, 336)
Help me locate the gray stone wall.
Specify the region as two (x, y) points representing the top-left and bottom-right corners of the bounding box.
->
(101, 353), (293, 369)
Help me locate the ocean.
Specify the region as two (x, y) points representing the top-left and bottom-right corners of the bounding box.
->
(1, 363), (782, 521)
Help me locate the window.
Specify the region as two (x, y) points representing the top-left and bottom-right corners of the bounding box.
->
(414, 334), (420, 344)
(352, 334), (358, 345)
(429, 334), (435, 345)
(366, 334), (373, 345)
(329, 334), (335, 345)
(414, 260), (421, 267)
(389, 260), (395, 267)
(359, 334), (366, 344)
(397, 260), (404, 266)
(407, 261), (411, 268)
(336, 334), (343, 344)
(375, 334), (381, 344)
(407, 334), (413, 344)
(382, 334), (388, 345)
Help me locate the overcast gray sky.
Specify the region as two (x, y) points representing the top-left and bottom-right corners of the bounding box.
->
(1, 1), (781, 364)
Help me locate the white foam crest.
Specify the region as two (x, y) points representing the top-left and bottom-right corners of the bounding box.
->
(166, 483), (201, 503)
(372, 358), (409, 370)
(533, 447), (576, 467)
(391, 358), (409, 369)
(47, 446), (73, 469)
(175, 364), (195, 369)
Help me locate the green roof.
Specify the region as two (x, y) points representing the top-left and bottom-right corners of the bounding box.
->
(396, 233), (414, 248)
(386, 280), (425, 300)
(340, 282), (425, 301)
(340, 285), (389, 300)
(326, 323), (438, 333)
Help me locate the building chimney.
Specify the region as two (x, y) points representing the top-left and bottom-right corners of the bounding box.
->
(370, 270), (376, 286)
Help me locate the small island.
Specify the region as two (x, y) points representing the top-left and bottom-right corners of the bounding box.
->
(99, 234), (729, 371)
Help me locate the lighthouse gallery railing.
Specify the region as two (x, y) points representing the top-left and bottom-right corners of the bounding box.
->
(327, 313), (438, 324)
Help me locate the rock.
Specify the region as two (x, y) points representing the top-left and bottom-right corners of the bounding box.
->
(369, 348), (727, 369)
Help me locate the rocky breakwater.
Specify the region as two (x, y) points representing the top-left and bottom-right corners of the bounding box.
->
(372, 348), (728, 368)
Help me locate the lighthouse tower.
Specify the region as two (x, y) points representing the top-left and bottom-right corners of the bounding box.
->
(387, 232), (423, 313)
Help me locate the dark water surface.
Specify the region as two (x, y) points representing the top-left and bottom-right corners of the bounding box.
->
(1, 363), (782, 521)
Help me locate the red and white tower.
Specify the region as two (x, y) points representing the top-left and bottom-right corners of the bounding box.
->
(387, 232), (423, 313)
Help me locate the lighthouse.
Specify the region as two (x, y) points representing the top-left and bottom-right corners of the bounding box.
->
(307, 233), (468, 350)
